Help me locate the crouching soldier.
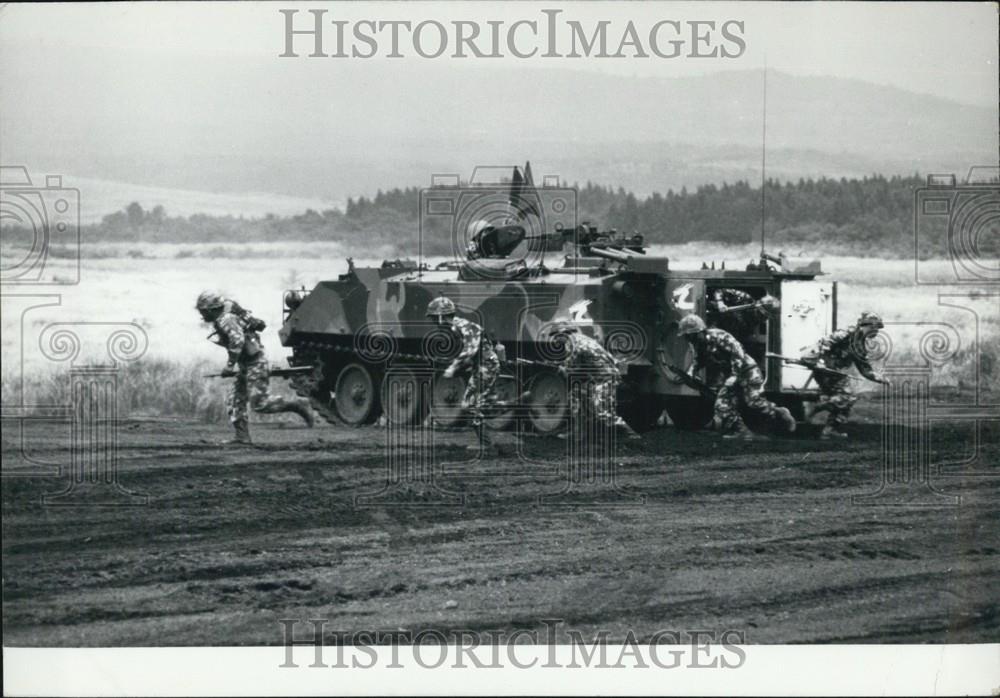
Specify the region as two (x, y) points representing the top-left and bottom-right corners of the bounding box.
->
(547, 320), (638, 438)
(802, 311), (890, 439)
(677, 314), (796, 440)
(196, 291), (314, 445)
(426, 296), (501, 454)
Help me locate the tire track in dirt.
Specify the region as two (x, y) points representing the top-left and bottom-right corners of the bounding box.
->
(3, 417), (998, 645)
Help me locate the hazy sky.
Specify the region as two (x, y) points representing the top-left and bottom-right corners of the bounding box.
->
(1, 1), (997, 108)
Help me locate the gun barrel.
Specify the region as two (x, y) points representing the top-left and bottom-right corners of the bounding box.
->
(666, 364), (716, 397)
(720, 302), (758, 314)
(765, 352), (804, 362)
(206, 365), (314, 379)
(761, 251), (783, 265)
(765, 353), (862, 381)
(588, 247), (631, 263)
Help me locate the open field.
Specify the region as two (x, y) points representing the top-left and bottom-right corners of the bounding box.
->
(2, 245), (998, 647)
(3, 414), (998, 646)
(3, 247), (996, 419)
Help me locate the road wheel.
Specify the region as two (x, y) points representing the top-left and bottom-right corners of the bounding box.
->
(486, 375), (518, 431)
(430, 373), (468, 427)
(382, 368), (427, 426)
(664, 396), (714, 430)
(528, 371), (568, 434)
(617, 397), (663, 433)
(334, 363), (382, 426)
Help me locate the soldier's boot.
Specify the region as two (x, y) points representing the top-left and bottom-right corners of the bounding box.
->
(614, 416), (642, 440)
(722, 422), (768, 441)
(776, 406), (797, 433)
(467, 425), (496, 454)
(281, 398), (315, 427)
(820, 425), (848, 440)
(224, 419), (253, 445)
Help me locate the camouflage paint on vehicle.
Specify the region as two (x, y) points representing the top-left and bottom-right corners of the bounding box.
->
(278, 230), (834, 431)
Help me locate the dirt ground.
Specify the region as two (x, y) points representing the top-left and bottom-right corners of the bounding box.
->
(2, 402), (998, 647)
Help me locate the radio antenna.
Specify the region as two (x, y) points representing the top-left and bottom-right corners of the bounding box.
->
(759, 62), (768, 257)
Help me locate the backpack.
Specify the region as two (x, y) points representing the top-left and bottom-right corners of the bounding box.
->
(227, 300), (266, 333)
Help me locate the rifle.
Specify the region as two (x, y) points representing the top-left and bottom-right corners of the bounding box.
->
(719, 295), (780, 315)
(666, 364), (717, 398)
(511, 357), (558, 368)
(765, 353), (863, 382)
(719, 303), (756, 314)
(204, 365), (314, 378)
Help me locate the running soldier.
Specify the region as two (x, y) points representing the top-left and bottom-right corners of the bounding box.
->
(426, 296), (501, 453)
(801, 311), (890, 439)
(196, 291), (313, 445)
(547, 321), (637, 437)
(677, 314), (796, 439)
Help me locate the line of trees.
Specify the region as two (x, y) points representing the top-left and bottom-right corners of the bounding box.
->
(3, 174), (976, 257)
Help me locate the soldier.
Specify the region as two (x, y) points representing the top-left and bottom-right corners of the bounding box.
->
(196, 291), (314, 445)
(677, 314), (796, 439)
(426, 296), (501, 453)
(706, 289), (779, 343)
(548, 321), (637, 438)
(801, 311), (890, 439)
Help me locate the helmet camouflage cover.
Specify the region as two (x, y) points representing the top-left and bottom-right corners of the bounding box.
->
(545, 319), (580, 338)
(426, 296), (457, 317)
(195, 291), (224, 311)
(857, 311), (884, 329)
(677, 314), (707, 336)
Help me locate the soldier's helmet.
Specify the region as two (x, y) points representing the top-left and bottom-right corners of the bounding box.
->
(467, 219), (492, 238)
(857, 311), (884, 330)
(677, 314), (707, 336)
(426, 296), (457, 318)
(547, 319), (580, 338)
(195, 291), (224, 311)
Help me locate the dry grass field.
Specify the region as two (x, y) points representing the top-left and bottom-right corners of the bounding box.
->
(2, 243), (997, 647)
(3, 244), (995, 421)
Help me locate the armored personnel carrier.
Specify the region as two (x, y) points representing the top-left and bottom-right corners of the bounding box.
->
(277, 169), (836, 433)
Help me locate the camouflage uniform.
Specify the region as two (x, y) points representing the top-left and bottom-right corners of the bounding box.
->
(803, 324), (879, 428)
(707, 288), (761, 341)
(692, 328), (783, 434)
(212, 302), (287, 426)
(446, 316), (500, 429)
(560, 332), (621, 425)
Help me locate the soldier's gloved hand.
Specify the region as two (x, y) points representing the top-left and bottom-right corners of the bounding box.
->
(443, 366), (457, 379)
(723, 376), (737, 388)
(557, 365), (568, 376)
(220, 364), (237, 378)
(877, 376), (892, 387)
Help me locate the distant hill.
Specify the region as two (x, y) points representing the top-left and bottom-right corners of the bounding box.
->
(1, 42), (994, 207)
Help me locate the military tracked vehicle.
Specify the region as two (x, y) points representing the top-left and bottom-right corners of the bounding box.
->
(277, 168), (837, 433)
